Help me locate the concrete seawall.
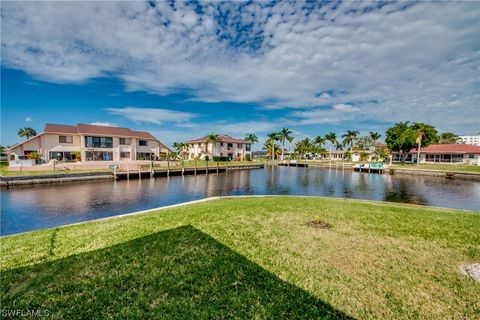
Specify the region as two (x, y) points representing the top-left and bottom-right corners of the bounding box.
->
(0, 164), (265, 187)
(388, 168), (480, 181)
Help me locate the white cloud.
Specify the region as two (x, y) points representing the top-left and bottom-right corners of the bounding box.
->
(1, 1), (479, 133)
(25, 117), (33, 122)
(106, 107), (197, 125)
(332, 104), (359, 112)
(90, 122), (116, 127)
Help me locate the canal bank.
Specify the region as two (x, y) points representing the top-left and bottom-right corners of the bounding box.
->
(0, 163), (265, 187)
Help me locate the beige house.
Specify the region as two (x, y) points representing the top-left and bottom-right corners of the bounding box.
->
(8, 123), (171, 163)
(184, 135), (252, 160)
(392, 144), (480, 165)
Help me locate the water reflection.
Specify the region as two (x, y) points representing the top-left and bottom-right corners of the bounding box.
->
(1, 166), (479, 235)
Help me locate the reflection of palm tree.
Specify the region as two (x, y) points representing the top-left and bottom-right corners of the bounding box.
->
(206, 133), (220, 158)
(279, 128), (294, 160)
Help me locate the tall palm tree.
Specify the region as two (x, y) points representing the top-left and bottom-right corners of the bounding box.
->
(369, 132), (381, 151)
(267, 132), (280, 160)
(206, 133), (220, 159)
(314, 136), (325, 159)
(409, 123), (438, 166)
(278, 128), (294, 160)
(342, 130), (359, 153)
(294, 138), (314, 159)
(325, 132), (337, 160)
(18, 127), (37, 140)
(335, 142), (344, 151)
(244, 133), (259, 144)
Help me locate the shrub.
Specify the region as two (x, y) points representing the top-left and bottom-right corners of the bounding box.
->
(245, 154), (252, 161)
(213, 156), (230, 162)
(204, 155), (210, 161)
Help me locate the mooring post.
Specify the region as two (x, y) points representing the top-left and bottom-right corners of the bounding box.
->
(216, 161), (219, 173)
(150, 161), (154, 178)
(194, 159), (197, 175)
(181, 159), (184, 175)
(206, 159), (208, 174)
(167, 160), (170, 177)
(138, 164), (141, 179)
(127, 167), (130, 180)
(114, 165), (117, 180)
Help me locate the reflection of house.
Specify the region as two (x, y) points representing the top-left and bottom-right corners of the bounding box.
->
(392, 144), (480, 165)
(8, 123), (171, 163)
(184, 135), (252, 160)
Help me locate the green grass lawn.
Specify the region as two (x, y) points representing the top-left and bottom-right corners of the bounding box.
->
(1, 197), (479, 319)
(390, 163), (480, 174)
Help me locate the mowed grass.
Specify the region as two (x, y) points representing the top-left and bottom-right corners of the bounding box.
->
(390, 163), (480, 174)
(1, 197), (479, 319)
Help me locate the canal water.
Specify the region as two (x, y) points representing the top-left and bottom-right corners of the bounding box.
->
(1, 166), (479, 235)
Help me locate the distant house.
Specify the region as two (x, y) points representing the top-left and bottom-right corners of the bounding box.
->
(184, 135), (252, 161)
(8, 123), (171, 163)
(319, 150), (378, 162)
(392, 144), (480, 165)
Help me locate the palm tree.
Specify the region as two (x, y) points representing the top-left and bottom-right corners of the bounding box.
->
(294, 138), (314, 159)
(172, 142), (188, 160)
(206, 133), (220, 159)
(278, 128), (294, 160)
(342, 130), (359, 153)
(314, 136), (326, 159)
(244, 133), (259, 144)
(335, 142), (344, 151)
(267, 132), (280, 160)
(263, 139), (280, 159)
(369, 132), (381, 151)
(18, 127), (37, 140)
(325, 132), (337, 160)
(409, 123), (438, 166)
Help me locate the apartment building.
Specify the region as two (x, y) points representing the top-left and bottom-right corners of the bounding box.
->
(8, 123), (171, 163)
(459, 135), (480, 146)
(184, 135), (252, 160)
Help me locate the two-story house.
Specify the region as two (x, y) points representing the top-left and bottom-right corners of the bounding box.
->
(184, 135), (252, 161)
(8, 123), (171, 163)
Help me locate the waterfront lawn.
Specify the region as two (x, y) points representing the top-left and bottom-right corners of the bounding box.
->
(1, 197), (479, 319)
(391, 163), (480, 174)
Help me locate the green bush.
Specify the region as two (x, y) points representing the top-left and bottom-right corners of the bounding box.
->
(245, 154), (252, 161)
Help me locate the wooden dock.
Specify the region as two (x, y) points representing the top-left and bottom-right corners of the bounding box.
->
(113, 164), (264, 180)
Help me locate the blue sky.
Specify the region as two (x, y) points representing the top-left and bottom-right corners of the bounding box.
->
(1, 1), (479, 149)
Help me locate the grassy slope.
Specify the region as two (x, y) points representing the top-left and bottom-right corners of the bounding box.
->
(1, 197), (479, 319)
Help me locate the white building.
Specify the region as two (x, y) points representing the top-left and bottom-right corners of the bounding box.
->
(459, 135), (480, 146)
(184, 135), (252, 161)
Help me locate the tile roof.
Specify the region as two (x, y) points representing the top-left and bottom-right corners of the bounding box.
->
(44, 123), (157, 140)
(411, 144), (480, 154)
(185, 134), (251, 144)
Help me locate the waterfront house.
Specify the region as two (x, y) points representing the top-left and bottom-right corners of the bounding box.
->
(8, 123), (171, 164)
(184, 135), (252, 161)
(392, 144), (480, 165)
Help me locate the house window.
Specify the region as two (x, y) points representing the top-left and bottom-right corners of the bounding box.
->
(227, 143), (233, 150)
(119, 138), (131, 145)
(220, 142), (224, 147)
(139, 140), (148, 146)
(85, 151), (113, 161)
(246, 144), (251, 151)
(136, 152), (154, 160)
(120, 152), (130, 159)
(469, 154), (475, 159)
(85, 136), (113, 148)
(59, 135), (73, 143)
(238, 143), (242, 148)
